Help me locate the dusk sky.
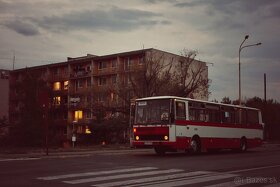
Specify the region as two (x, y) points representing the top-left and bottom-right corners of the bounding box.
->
(0, 0), (279, 102)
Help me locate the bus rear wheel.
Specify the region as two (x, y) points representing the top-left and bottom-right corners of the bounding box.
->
(240, 138), (247, 152)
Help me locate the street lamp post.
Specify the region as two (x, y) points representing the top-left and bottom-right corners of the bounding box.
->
(238, 35), (262, 106)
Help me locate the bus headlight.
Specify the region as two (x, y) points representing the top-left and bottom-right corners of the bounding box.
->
(135, 136), (140, 141)
(164, 136), (169, 140)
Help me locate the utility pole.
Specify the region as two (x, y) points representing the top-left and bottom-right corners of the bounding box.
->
(264, 73), (267, 103)
(264, 73), (267, 140)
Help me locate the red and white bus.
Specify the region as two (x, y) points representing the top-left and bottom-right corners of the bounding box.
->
(132, 96), (264, 155)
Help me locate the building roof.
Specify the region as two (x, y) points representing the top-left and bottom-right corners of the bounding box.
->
(11, 48), (207, 72)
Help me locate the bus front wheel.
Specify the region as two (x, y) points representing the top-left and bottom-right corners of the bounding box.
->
(190, 138), (201, 154)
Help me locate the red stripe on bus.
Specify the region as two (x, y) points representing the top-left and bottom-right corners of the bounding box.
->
(134, 126), (169, 135)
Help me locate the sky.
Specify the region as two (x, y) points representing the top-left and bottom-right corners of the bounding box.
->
(0, 0), (279, 102)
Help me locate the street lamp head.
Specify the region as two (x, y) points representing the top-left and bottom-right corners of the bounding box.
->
(245, 35), (249, 39)
(257, 42), (262, 45)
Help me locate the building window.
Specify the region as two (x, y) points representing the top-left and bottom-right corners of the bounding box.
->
(53, 96), (61, 105)
(64, 81), (69, 90)
(74, 110), (83, 121)
(98, 94), (106, 102)
(112, 75), (117, 84)
(98, 61), (107, 69)
(125, 74), (131, 85)
(85, 111), (92, 119)
(63, 111), (68, 120)
(86, 95), (92, 103)
(53, 68), (59, 76)
(125, 57), (132, 70)
(86, 65), (92, 72)
(112, 59), (117, 68)
(77, 79), (83, 88)
(99, 77), (107, 86)
(86, 78), (91, 87)
(139, 56), (145, 64)
(53, 82), (61, 91)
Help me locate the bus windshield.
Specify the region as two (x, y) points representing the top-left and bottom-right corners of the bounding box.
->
(135, 99), (170, 125)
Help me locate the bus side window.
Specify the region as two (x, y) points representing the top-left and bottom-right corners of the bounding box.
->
(176, 101), (186, 120)
(242, 109), (247, 125)
(205, 104), (220, 123)
(236, 108), (247, 125)
(247, 109), (259, 125)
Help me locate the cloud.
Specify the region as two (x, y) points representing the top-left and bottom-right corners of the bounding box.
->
(2, 19), (40, 36)
(1, 6), (171, 36)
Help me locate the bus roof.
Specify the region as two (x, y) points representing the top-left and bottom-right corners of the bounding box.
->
(135, 96), (260, 111)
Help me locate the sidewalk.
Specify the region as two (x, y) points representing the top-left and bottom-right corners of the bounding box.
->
(0, 144), (135, 159)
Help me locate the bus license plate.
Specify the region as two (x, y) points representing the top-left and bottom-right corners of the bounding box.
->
(144, 142), (152, 145)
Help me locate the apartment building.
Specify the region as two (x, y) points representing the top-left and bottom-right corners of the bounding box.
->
(9, 48), (208, 143)
(0, 69), (9, 136)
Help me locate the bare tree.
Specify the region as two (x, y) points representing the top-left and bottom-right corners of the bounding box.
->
(168, 49), (210, 99)
(107, 49), (211, 114)
(129, 50), (174, 98)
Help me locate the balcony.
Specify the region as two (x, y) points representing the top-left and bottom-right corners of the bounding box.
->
(48, 73), (69, 81)
(51, 103), (68, 110)
(75, 119), (93, 125)
(69, 87), (92, 94)
(70, 71), (91, 79)
(69, 102), (91, 110)
(93, 67), (117, 76)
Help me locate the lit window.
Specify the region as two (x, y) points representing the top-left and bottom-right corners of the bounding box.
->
(53, 96), (61, 105)
(53, 82), (61, 91)
(74, 110), (83, 121)
(85, 126), (92, 134)
(64, 81), (69, 90)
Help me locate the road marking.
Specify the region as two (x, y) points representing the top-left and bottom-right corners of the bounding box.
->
(37, 167), (156, 180)
(93, 171), (213, 187)
(227, 164), (280, 174)
(38, 167), (245, 187)
(63, 169), (183, 184)
(132, 173), (238, 187)
(0, 157), (41, 162)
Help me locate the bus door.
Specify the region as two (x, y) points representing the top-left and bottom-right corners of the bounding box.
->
(174, 100), (188, 144)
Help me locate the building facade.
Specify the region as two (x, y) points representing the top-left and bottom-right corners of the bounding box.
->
(9, 49), (208, 144)
(0, 69), (9, 136)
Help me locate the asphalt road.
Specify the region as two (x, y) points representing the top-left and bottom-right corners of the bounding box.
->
(0, 146), (280, 187)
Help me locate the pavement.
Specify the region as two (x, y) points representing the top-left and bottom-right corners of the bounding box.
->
(0, 142), (279, 160)
(0, 144), (136, 159)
